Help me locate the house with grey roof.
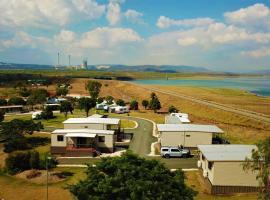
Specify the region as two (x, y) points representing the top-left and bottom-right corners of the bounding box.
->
(51, 115), (121, 156)
(198, 145), (259, 194)
(157, 124), (223, 148)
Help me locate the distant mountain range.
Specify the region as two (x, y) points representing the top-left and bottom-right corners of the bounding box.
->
(0, 62), (210, 73)
(0, 61), (269, 74)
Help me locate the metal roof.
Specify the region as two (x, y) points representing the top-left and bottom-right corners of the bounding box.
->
(198, 145), (257, 161)
(157, 124), (223, 133)
(166, 116), (191, 124)
(63, 117), (120, 125)
(0, 105), (23, 108)
(52, 129), (115, 135)
(65, 133), (96, 138)
(87, 114), (104, 118)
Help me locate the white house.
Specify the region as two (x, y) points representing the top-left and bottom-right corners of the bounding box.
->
(198, 145), (259, 194)
(157, 124), (223, 148)
(51, 116), (120, 156)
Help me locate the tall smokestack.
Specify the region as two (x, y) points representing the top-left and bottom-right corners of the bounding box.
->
(68, 54), (71, 66)
(58, 52), (60, 66)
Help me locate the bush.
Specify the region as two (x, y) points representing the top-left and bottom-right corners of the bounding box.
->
(29, 151), (40, 169)
(8, 97), (26, 105)
(97, 97), (104, 104)
(5, 151), (31, 174)
(130, 100), (139, 110)
(40, 107), (54, 120)
(39, 153), (58, 170)
(116, 99), (126, 106)
(4, 137), (31, 153)
(0, 110), (5, 122)
(168, 105), (178, 113)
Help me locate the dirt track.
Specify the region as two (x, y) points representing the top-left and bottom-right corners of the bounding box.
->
(132, 83), (270, 124)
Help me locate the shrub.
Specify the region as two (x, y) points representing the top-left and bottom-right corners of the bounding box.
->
(97, 97), (104, 104)
(116, 99), (126, 106)
(0, 110), (5, 122)
(5, 151), (31, 174)
(8, 97), (26, 105)
(168, 105), (178, 113)
(40, 107), (54, 120)
(29, 151), (40, 169)
(130, 100), (139, 110)
(4, 137), (31, 153)
(39, 153), (58, 170)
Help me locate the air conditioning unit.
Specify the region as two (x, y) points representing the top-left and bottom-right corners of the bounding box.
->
(203, 170), (208, 178)
(197, 161), (202, 168)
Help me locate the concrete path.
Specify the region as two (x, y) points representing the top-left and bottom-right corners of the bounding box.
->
(132, 84), (270, 124)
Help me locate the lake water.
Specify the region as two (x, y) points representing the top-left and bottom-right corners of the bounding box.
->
(132, 77), (270, 97)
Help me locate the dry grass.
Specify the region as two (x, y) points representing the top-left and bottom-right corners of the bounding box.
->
(185, 171), (257, 200)
(65, 78), (270, 144)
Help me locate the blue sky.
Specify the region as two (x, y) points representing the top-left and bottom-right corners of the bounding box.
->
(0, 0), (270, 71)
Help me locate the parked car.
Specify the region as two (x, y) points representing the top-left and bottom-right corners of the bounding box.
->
(160, 146), (190, 158)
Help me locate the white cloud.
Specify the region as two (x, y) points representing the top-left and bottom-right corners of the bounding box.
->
(106, 1), (121, 25)
(0, 0), (105, 28)
(124, 9), (144, 24)
(54, 30), (76, 43)
(156, 16), (215, 29)
(78, 27), (142, 48)
(241, 47), (270, 58)
(224, 3), (270, 30)
(177, 37), (197, 46)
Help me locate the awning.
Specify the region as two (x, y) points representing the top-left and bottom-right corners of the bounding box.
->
(65, 133), (97, 138)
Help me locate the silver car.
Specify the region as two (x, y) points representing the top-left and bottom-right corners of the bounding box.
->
(160, 146), (190, 158)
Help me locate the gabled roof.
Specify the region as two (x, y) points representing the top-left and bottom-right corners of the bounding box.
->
(52, 129), (115, 135)
(198, 145), (257, 161)
(157, 124), (223, 133)
(63, 117), (120, 125)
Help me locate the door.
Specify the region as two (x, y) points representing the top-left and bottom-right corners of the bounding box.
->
(77, 137), (87, 148)
(170, 148), (181, 157)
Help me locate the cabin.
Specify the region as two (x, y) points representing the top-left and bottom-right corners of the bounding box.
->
(165, 113), (190, 124)
(0, 105), (23, 113)
(157, 124), (223, 148)
(51, 116), (121, 156)
(197, 145), (259, 194)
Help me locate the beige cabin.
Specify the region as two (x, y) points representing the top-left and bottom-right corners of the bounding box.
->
(157, 124), (223, 148)
(198, 145), (259, 194)
(51, 117), (120, 156)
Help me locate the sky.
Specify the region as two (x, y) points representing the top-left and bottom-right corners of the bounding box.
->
(0, 0), (270, 72)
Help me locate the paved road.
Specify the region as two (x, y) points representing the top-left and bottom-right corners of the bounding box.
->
(132, 83), (270, 124)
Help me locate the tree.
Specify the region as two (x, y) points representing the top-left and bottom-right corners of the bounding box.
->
(0, 98), (7, 106)
(0, 110), (5, 122)
(97, 97), (104, 104)
(78, 97), (96, 117)
(19, 87), (31, 97)
(70, 152), (196, 200)
(141, 100), (149, 109)
(0, 119), (43, 141)
(40, 107), (54, 120)
(149, 93), (161, 112)
(28, 89), (48, 105)
(116, 99), (126, 106)
(85, 80), (102, 99)
(168, 105), (179, 113)
(60, 101), (73, 118)
(243, 138), (270, 200)
(105, 96), (114, 105)
(8, 97), (26, 105)
(130, 100), (139, 110)
(56, 86), (69, 96)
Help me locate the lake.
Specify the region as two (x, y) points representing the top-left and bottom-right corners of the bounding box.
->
(132, 76), (270, 97)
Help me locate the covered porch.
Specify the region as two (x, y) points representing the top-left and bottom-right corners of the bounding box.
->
(65, 133), (97, 157)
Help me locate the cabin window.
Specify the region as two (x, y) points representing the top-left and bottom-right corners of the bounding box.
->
(57, 135), (64, 142)
(171, 149), (180, 152)
(208, 162), (214, 170)
(98, 136), (105, 143)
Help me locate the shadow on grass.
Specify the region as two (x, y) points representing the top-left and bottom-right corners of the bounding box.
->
(26, 137), (50, 148)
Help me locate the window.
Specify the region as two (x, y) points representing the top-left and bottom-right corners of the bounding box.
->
(84, 126), (88, 128)
(208, 161), (214, 170)
(186, 134), (190, 137)
(162, 148), (169, 152)
(57, 135), (64, 142)
(171, 149), (180, 152)
(98, 136), (105, 143)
